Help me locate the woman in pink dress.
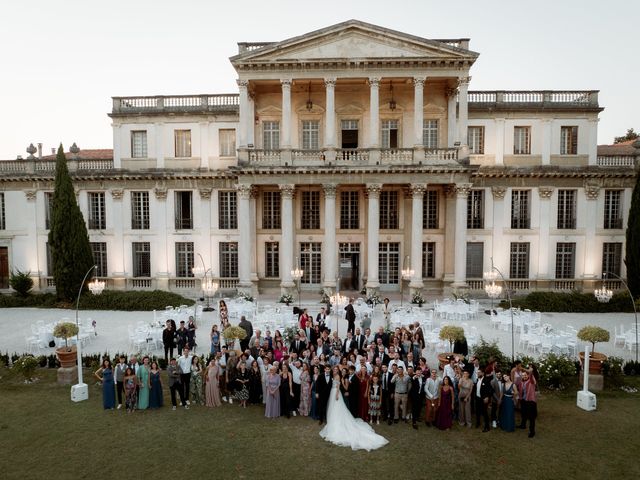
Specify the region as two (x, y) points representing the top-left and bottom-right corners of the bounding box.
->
(435, 375), (455, 430)
(205, 359), (222, 407)
(298, 363), (312, 416)
(265, 366), (281, 418)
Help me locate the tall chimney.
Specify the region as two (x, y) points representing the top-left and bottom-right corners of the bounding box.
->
(37, 143), (42, 159)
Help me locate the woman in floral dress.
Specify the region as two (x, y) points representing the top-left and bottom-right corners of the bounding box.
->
(367, 374), (382, 425)
(190, 356), (205, 406)
(298, 363), (312, 416)
(235, 362), (250, 408)
(123, 367), (138, 413)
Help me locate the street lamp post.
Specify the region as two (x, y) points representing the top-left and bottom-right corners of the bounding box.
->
(485, 257), (514, 362)
(595, 272), (638, 362)
(291, 256), (304, 307)
(401, 255), (414, 307)
(71, 265), (105, 402)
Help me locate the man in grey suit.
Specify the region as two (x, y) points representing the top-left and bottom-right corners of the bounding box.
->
(490, 370), (503, 428)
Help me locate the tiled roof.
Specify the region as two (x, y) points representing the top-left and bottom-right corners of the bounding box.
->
(41, 149), (113, 160)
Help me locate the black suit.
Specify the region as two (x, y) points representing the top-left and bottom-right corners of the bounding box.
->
(475, 376), (493, 430)
(410, 376), (426, 425)
(290, 340), (306, 355)
(342, 338), (355, 355)
(375, 352), (391, 366)
(353, 334), (366, 354)
(346, 374), (359, 417)
(238, 319), (253, 352)
(374, 332), (389, 348)
(316, 373), (332, 423)
(344, 304), (356, 334)
(380, 371), (395, 422)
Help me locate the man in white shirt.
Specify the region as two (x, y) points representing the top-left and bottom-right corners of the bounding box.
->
(424, 369), (441, 426)
(443, 356), (456, 382)
(177, 346), (193, 404)
(388, 352), (406, 372)
(289, 359), (302, 416)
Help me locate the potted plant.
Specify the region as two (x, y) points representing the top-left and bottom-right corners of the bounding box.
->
(411, 292), (425, 307)
(577, 326), (610, 374)
(279, 294), (294, 306)
(222, 325), (247, 354)
(438, 326), (465, 367)
(12, 355), (39, 383)
(53, 322), (79, 368)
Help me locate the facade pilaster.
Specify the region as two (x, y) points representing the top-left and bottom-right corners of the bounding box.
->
(537, 187), (554, 280)
(237, 79), (249, 149)
(281, 79), (292, 149)
(452, 183), (472, 287)
(446, 87), (457, 147)
(413, 77), (425, 147)
(409, 184), (427, 289)
(365, 184), (382, 291)
(583, 184), (600, 280)
(541, 119), (551, 165)
(491, 186), (507, 273)
(324, 78), (336, 149)
(457, 76), (470, 147)
(368, 78), (380, 148)
(280, 184), (295, 289)
(236, 184), (253, 290)
(154, 122), (165, 169)
(322, 184), (338, 290)
(495, 118), (505, 165)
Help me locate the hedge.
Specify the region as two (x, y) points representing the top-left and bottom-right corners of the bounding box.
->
(500, 291), (638, 313)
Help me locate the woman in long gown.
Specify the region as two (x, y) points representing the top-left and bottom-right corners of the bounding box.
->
(248, 360), (262, 404)
(310, 365), (320, 420)
(319, 366), (388, 451)
(235, 362), (250, 408)
(94, 359), (115, 410)
(210, 325), (221, 355)
(500, 373), (518, 432)
(137, 357), (150, 410)
(190, 356), (205, 406)
(435, 375), (454, 430)
(356, 366), (370, 421)
(187, 316), (197, 352)
(279, 364), (293, 418)
(148, 361), (163, 409)
(265, 366), (281, 418)
(123, 368), (138, 413)
(298, 363), (312, 416)
(205, 359), (221, 407)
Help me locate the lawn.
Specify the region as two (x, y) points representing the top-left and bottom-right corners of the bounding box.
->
(0, 370), (638, 480)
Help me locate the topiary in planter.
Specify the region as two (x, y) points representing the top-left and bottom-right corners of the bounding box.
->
(439, 326), (465, 352)
(53, 322), (79, 350)
(577, 326), (610, 354)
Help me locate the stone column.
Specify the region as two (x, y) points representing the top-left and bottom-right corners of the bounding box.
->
(537, 187), (553, 285)
(236, 184), (252, 290)
(457, 76), (470, 147)
(237, 80), (249, 149)
(280, 184), (295, 289)
(247, 95), (255, 147)
(446, 87), (457, 147)
(110, 188), (126, 289)
(413, 77), (426, 147)
(452, 183), (472, 287)
(409, 184), (426, 289)
(368, 78), (380, 148)
(491, 186), (507, 273)
(324, 78), (336, 149)
(322, 184), (338, 290)
(154, 187), (169, 291)
(583, 185), (600, 282)
(281, 79), (292, 149)
(366, 184), (382, 291)
(199, 121), (209, 169)
(198, 187), (213, 270)
(250, 187), (258, 283)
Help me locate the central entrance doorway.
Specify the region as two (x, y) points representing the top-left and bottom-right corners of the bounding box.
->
(338, 243), (360, 291)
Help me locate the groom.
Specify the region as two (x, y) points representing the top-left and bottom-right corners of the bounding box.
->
(316, 365), (332, 425)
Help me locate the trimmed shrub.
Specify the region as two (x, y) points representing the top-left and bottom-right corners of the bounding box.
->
(623, 360), (640, 376)
(502, 291), (637, 313)
(536, 353), (577, 389)
(12, 355), (39, 381)
(577, 326), (610, 353)
(472, 337), (510, 371)
(9, 269), (34, 297)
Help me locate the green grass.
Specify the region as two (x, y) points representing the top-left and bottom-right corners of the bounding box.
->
(0, 369), (638, 480)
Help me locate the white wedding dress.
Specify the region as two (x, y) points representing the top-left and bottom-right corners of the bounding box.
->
(319, 380), (388, 451)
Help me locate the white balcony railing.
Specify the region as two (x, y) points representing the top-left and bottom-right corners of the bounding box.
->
(597, 155), (635, 167)
(336, 148), (369, 163)
(248, 149), (281, 164)
(380, 148), (413, 163)
(553, 280), (576, 291)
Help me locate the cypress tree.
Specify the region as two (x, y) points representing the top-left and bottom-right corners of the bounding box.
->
(48, 144), (95, 301)
(626, 171), (640, 298)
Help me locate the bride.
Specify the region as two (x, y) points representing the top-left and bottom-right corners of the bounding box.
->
(319, 367), (388, 451)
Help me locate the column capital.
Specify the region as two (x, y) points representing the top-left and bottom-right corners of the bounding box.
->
(110, 188), (124, 200)
(322, 184), (338, 198)
(455, 183), (473, 198)
(235, 183), (253, 199)
(24, 190), (37, 201)
(458, 76), (471, 86)
(279, 184), (295, 199)
(409, 183), (428, 198)
(491, 186), (507, 199)
(324, 78), (336, 88)
(446, 87), (458, 98)
(154, 187), (168, 200)
(584, 184), (600, 200)
(366, 183), (382, 198)
(538, 186), (554, 199)
(413, 77), (426, 88)
(367, 77), (380, 87)
(198, 188), (213, 200)
(280, 79), (292, 88)
(236, 79), (249, 89)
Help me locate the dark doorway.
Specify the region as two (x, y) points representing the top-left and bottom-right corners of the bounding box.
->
(341, 120), (359, 149)
(339, 243), (360, 291)
(0, 247), (8, 289)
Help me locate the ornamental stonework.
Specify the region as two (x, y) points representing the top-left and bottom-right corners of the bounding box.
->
(491, 186), (507, 199)
(154, 187), (167, 200)
(538, 187), (554, 199)
(585, 185), (600, 200)
(24, 190), (36, 201)
(279, 184), (295, 199)
(322, 184), (337, 198)
(199, 188), (213, 200)
(110, 189), (124, 200)
(236, 184), (253, 199)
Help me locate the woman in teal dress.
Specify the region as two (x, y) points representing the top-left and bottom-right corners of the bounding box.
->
(149, 361), (163, 409)
(137, 356), (150, 410)
(94, 359), (115, 409)
(500, 373), (518, 432)
(190, 356), (205, 406)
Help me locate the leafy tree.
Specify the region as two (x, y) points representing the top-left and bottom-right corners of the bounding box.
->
(626, 171), (640, 298)
(614, 128), (639, 144)
(47, 145), (95, 301)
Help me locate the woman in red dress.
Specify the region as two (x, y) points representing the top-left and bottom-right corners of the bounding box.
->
(298, 308), (311, 329)
(356, 365), (370, 421)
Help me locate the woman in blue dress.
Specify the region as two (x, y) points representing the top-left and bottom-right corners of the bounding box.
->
(210, 325), (221, 355)
(149, 361), (164, 409)
(500, 373), (518, 432)
(94, 358), (115, 409)
(137, 356), (150, 410)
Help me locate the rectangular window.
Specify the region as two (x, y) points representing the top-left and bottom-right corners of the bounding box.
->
(90, 242), (108, 277)
(0, 193), (5, 230)
(175, 242), (194, 278)
(380, 191), (399, 229)
(555, 242), (576, 279)
(423, 119), (438, 149)
(340, 191), (359, 229)
(219, 129), (236, 157)
(423, 190), (438, 229)
(468, 126), (485, 154)
(44, 192), (53, 230)
(131, 191), (150, 230)
(557, 189), (577, 229)
(263, 121), (280, 150)
(46, 242), (53, 276)
(560, 126), (578, 155)
(132, 242), (151, 277)
(301, 191), (320, 230)
(604, 190), (622, 229)
(511, 190), (531, 229)
(262, 191), (281, 229)
(88, 192), (106, 230)
(219, 242), (238, 278)
(467, 190), (484, 229)
(509, 242), (530, 279)
(466, 242), (484, 279)
(513, 126), (531, 155)
(422, 242), (435, 278)
(300, 242), (322, 284)
(378, 242), (399, 284)
(131, 130), (148, 158)
(302, 121), (320, 150)
(341, 119), (358, 149)
(218, 191), (238, 230)
(602, 243), (622, 278)
(174, 130), (192, 157)
(265, 242), (279, 278)
(175, 191), (193, 230)
(381, 119), (399, 148)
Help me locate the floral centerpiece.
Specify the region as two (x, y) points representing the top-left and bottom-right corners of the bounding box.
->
(237, 291), (254, 302)
(366, 291), (381, 306)
(411, 292), (425, 306)
(222, 326), (247, 354)
(279, 294), (294, 305)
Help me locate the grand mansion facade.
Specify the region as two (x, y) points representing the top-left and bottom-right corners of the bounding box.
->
(0, 20), (637, 296)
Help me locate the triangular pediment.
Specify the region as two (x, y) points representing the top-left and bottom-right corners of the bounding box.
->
(231, 20), (478, 65)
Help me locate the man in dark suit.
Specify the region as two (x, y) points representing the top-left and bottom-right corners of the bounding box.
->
(342, 332), (355, 355)
(344, 298), (356, 335)
(490, 370), (503, 428)
(303, 319), (316, 346)
(290, 333), (306, 356)
(474, 367), (493, 432)
(316, 307), (329, 331)
(410, 367), (426, 429)
(345, 365), (359, 417)
(353, 328), (366, 355)
(374, 326), (389, 348)
(238, 315), (253, 352)
(374, 344), (390, 366)
(315, 364), (332, 425)
(381, 363), (396, 424)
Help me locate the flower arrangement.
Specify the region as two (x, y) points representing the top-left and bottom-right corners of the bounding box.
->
(237, 291), (254, 302)
(279, 294), (294, 305)
(283, 326), (299, 345)
(366, 292), (381, 306)
(452, 290), (470, 304)
(411, 292), (425, 306)
(439, 325), (465, 352)
(577, 326), (610, 354)
(53, 322), (79, 349)
(12, 354), (39, 382)
(535, 353), (577, 389)
(222, 326), (247, 342)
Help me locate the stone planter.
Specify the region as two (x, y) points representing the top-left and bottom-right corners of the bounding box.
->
(437, 352), (456, 370)
(55, 346), (77, 368)
(579, 351), (607, 375)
